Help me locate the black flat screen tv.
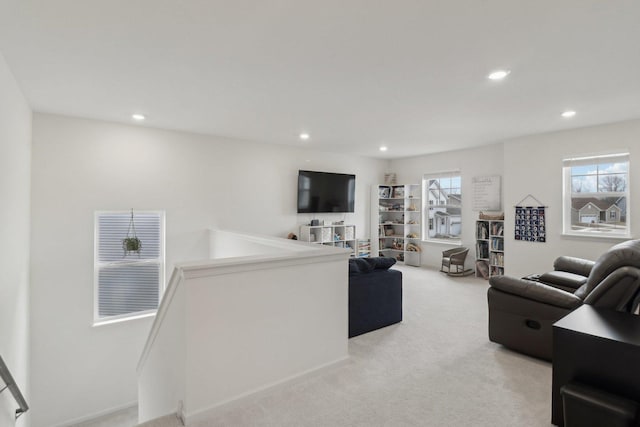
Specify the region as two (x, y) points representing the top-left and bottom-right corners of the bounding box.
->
(297, 170), (355, 213)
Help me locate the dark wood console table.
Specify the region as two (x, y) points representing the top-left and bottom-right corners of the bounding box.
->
(552, 305), (640, 426)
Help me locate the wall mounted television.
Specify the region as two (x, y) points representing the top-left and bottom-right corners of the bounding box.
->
(297, 170), (356, 213)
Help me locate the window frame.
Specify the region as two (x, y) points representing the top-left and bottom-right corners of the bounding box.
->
(93, 210), (166, 326)
(562, 152), (631, 239)
(422, 171), (462, 245)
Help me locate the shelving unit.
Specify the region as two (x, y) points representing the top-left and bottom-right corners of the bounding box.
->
(299, 224), (358, 257)
(371, 184), (422, 266)
(356, 239), (371, 258)
(475, 219), (504, 278)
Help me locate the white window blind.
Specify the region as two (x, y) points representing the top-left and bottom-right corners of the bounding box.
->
(95, 211), (165, 323)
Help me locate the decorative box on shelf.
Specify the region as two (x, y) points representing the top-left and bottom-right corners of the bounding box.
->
(322, 227), (332, 242)
(344, 226), (355, 241)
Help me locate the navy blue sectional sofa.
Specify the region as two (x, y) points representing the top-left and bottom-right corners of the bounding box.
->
(348, 257), (403, 338)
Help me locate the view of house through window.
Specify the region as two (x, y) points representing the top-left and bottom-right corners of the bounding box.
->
(94, 211), (165, 324)
(563, 153), (630, 237)
(423, 172), (462, 242)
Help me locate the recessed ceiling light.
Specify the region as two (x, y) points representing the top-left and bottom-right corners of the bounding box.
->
(561, 110), (576, 118)
(299, 133), (310, 140)
(487, 70), (511, 81)
(132, 114), (146, 121)
(379, 146), (388, 152)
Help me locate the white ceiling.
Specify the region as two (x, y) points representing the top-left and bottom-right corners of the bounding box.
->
(1, 1), (639, 158)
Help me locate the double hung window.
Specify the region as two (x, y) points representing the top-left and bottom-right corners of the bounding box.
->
(423, 172), (462, 243)
(94, 211), (165, 324)
(562, 153), (630, 238)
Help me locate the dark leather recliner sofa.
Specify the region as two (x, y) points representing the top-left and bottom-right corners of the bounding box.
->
(348, 257), (402, 338)
(487, 239), (640, 360)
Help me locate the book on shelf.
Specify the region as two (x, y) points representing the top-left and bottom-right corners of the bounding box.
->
(490, 252), (504, 267)
(491, 237), (504, 251)
(357, 239), (371, 257)
(491, 266), (504, 276)
(477, 221), (489, 239)
(491, 222), (504, 236)
(476, 241), (489, 259)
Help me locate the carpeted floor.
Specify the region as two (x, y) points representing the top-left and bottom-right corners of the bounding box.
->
(77, 265), (553, 427)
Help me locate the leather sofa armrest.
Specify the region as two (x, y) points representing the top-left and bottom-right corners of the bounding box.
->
(554, 256), (595, 277)
(539, 271), (588, 290)
(582, 266), (640, 309)
(489, 275), (583, 309)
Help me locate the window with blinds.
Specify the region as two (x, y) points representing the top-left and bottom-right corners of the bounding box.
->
(94, 211), (165, 324)
(562, 153), (630, 238)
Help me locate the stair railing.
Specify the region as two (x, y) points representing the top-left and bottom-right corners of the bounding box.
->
(0, 355), (29, 419)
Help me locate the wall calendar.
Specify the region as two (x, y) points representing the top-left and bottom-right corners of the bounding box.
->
(514, 206), (546, 243)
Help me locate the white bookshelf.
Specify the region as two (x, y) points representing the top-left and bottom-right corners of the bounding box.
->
(299, 224), (358, 257)
(475, 219), (504, 278)
(371, 184), (422, 266)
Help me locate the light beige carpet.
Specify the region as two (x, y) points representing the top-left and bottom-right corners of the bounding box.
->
(76, 265), (553, 427)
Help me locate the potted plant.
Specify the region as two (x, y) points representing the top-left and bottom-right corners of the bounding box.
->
(123, 236), (142, 253)
(123, 209), (142, 256)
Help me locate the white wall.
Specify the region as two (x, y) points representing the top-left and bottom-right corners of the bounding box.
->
(390, 120), (640, 277)
(29, 113), (386, 426)
(0, 53), (32, 427)
(503, 119), (640, 278)
(389, 143), (505, 268)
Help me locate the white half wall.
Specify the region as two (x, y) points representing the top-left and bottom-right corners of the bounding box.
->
(0, 53), (32, 427)
(29, 113), (386, 426)
(138, 231), (349, 424)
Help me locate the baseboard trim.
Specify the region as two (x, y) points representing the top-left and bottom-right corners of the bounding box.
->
(50, 401), (137, 427)
(184, 356), (350, 425)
